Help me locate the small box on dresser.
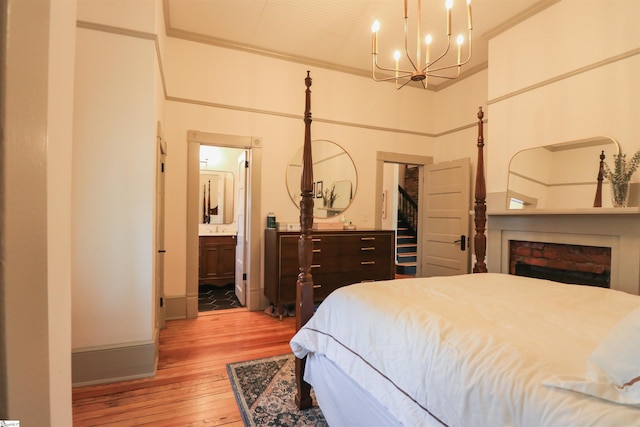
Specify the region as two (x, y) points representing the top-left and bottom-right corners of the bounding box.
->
(264, 229), (395, 317)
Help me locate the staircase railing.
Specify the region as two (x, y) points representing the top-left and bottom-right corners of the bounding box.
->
(398, 185), (418, 235)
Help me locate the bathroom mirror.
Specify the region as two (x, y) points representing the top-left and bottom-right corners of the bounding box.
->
(199, 170), (234, 224)
(507, 136), (620, 209)
(286, 140), (357, 218)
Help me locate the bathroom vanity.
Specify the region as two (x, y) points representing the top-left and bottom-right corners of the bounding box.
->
(198, 234), (236, 286)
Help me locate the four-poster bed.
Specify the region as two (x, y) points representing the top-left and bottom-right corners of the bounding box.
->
(290, 72), (640, 426)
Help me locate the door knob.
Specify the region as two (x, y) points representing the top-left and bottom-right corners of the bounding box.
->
(454, 235), (466, 251)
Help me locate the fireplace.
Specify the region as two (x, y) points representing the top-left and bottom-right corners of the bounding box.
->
(487, 208), (640, 295)
(510, 241), (611, 288)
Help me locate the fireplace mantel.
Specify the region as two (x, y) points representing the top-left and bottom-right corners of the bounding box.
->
(488, 207), (640, 216)
(487, 209), (640, 295)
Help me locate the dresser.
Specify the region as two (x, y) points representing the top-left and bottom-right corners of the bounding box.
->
(264, 229), (395, 315)
(199, 235), (236, 286)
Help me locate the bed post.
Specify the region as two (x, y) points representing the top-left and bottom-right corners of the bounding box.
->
(295, 71), (314, 410)
(593, 150), (605, 207)
(473, 106), (488, 273)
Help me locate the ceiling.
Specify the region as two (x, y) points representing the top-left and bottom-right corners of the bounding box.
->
(164, 0), (556, 90)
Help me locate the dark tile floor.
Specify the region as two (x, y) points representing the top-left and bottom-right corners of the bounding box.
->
(198, 283), (242, 312)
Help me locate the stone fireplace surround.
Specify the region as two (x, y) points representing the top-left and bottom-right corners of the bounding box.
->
(487, 207), (640, 295)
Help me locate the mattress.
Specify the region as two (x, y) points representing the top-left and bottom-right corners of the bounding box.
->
(290, 273), (640, 426)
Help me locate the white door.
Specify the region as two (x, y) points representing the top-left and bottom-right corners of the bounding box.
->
(423, 158), (471, 277)
(155, 131), (167, 329)
(235, 151), (248, 305)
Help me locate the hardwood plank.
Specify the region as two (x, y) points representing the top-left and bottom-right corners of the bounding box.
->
(73, 310), (296, 426)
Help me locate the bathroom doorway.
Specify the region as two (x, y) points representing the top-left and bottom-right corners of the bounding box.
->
(186, 131), (262, 317)
(197, 145), (246, 312)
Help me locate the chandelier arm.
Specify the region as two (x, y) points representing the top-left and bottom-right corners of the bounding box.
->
(428, 34), (472, 74)
(373, 55), (410, 76)
(457, 32), (473, 66)
(422, 68), (462, 80)
(373, 55), (418, 80)
(422, 37), (452, 73)
(395, 78), (415, 90)
(372, 64), (415, 83)
(374, 73), (415, 83)
(426, 61), (462, 73)
(403, 17), (419, 73)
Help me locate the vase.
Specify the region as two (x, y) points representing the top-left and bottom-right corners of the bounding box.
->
(610, 180), (630, 208)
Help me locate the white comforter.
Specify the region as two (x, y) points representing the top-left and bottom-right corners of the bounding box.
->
(290, 273), (640, 427)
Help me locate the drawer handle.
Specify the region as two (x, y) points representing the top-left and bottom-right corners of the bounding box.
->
(361, 247), (375, 251)
(361, 261), (376, 265)
(313, 284), (322, 289)
(311, 264), (321, 268)
(361, 237), (376, 241)
(313, 249), (321, 253)
(312, 238), (322, 242)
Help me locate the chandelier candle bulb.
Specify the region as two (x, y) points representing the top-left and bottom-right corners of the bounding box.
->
(446, 0), (453, 35)
(426, 34), (432, 65)
(371, 20), (379, 54)
(457, 35), (463, 63)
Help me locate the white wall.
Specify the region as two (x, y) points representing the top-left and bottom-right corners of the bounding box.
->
(72, 0), (162, 360)
(73, 27), (156, 349)
(487, 0), (640, 197)
(432, 69), (489, 205)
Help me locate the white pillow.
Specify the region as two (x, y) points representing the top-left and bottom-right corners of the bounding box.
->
(543, 307), (640, 405)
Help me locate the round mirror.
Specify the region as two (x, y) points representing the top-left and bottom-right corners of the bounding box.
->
(286, 140), (357, 218)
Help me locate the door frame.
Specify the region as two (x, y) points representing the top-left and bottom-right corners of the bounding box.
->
(375, 152), (433, 277)
(187, 131), (262, 316)
(155, 122), (167, 332)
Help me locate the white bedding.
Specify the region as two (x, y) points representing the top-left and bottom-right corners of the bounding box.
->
(290, 273), (640, 427)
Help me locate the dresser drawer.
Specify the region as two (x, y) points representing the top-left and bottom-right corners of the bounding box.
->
(281, 255), (341, 276)
(340, 233), (393, 248)
(264, 229), (395, 311)
(341, 255), (392, 274)
(275, 273), (343, 303)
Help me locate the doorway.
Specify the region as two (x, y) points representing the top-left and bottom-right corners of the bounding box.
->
(197, 145), (246, 313)
(375, 152), (433, 277)
(376, 153), (471, 277)
(186, 131), (262, 318)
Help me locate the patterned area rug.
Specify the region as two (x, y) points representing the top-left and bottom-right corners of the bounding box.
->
(227, 354), (327, 426)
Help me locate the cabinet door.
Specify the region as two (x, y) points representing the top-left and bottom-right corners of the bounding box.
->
(219, 244), (236, 277)
(202, 245), (224, 279)
(199, 236), (236, 285)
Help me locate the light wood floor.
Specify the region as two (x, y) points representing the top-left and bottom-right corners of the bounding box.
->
(72, 309), (296, 427)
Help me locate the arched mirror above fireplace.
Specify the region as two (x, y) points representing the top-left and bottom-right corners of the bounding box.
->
(507, 136), (620, 209)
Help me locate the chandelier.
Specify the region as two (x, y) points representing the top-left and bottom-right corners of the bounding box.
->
(371, 0), (473, 89)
